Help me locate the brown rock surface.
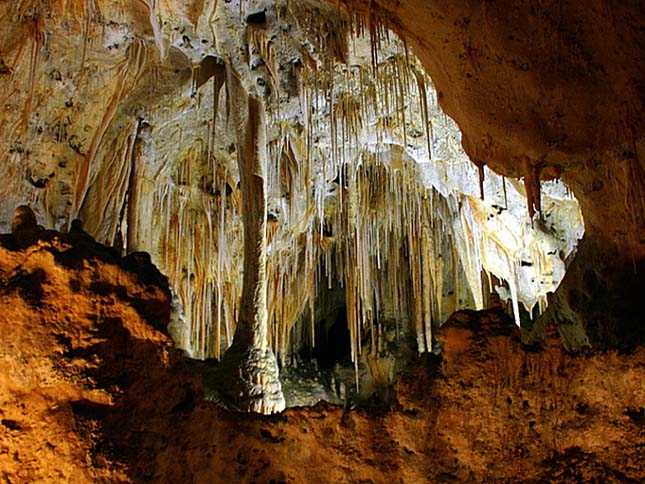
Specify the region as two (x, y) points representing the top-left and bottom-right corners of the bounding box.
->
(337, 1), (643, 176)
(0, 234), (643, 483)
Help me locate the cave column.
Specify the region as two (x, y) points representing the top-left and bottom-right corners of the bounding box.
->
(215, 65), (285, 414)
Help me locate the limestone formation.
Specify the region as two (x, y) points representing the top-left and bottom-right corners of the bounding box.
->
(0, 0), (641, 416)
(214, 62), (285, 414)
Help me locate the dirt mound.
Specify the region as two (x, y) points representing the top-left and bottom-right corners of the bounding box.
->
(0, 232), (643, 483)
(0, 230), (179, 482)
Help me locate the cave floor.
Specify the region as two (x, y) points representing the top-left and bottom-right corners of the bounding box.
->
(0, 234), (643, 484)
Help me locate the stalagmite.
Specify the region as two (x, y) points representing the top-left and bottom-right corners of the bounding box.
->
(214, 64), (285, 415)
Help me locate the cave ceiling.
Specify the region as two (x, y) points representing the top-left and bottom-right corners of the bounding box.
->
(0, 0), (642, 362)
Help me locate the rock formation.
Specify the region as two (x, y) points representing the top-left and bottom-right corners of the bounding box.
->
(0, 0), (642, 478)
(0, 227), (642, 481)
(214, 65), (285, 414)
(0, 0), (641, 426)
(327, 0), (645, 349)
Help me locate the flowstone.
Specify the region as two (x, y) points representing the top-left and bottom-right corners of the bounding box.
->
(215, 342), (285, 414)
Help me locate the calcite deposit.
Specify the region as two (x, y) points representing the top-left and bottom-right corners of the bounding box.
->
(0, 0), (643, 479)
(0, 1), (587, 389)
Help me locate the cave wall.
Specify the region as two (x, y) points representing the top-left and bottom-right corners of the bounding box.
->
(332, 0), (645, 347)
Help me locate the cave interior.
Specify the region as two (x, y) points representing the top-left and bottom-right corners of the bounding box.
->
(0, 0), (643, 482)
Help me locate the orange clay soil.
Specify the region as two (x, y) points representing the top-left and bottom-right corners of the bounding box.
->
(0, 232), (643, 483)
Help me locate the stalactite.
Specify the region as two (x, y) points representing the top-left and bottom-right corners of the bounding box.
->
(70, 39), (148, 224)
(26, 0), (578, 378)
(77, 0), (94, 88)
(134, 0), (165, 60)
(79, 121), (137, 243)
(478, 163), (485, 200)
(523, 159), (542, 219)
(21, 17), (44, 143)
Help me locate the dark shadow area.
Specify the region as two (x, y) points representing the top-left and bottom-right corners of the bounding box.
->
(312, 308), (352, 370)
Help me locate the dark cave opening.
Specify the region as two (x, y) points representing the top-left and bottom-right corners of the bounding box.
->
(312, 308), (352, 370)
